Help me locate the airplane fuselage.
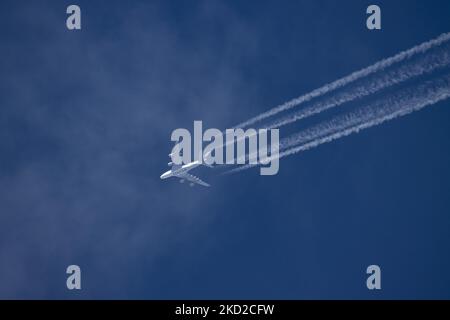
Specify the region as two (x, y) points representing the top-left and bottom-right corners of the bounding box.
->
(160, 160), (201, 180)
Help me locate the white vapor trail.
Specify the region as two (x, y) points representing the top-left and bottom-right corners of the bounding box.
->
(235, 32), (450, 129)
(265, 46), (450, 129)
(227, 73), (450, 174)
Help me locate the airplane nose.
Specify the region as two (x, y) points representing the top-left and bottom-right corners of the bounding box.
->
(160, 171), (170, 179)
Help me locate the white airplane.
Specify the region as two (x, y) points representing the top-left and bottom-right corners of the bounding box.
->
(160, 152), (212, 187)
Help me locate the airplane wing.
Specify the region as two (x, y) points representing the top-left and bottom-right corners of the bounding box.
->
(180, 172), (210, 187)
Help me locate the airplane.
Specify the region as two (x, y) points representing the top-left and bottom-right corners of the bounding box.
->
(160, 151), (212, 187)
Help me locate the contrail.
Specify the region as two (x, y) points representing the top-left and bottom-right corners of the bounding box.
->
(235, 32), (450, 129)
(264, 46), (450, 129)
(218, 34), (450, 162)
(227, 73), (450, 174)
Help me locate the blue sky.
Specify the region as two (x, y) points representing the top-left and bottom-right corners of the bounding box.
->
(1, 0), (450, 299)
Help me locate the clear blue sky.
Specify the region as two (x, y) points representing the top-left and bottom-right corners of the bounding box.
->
(1, 0), (450, 299)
